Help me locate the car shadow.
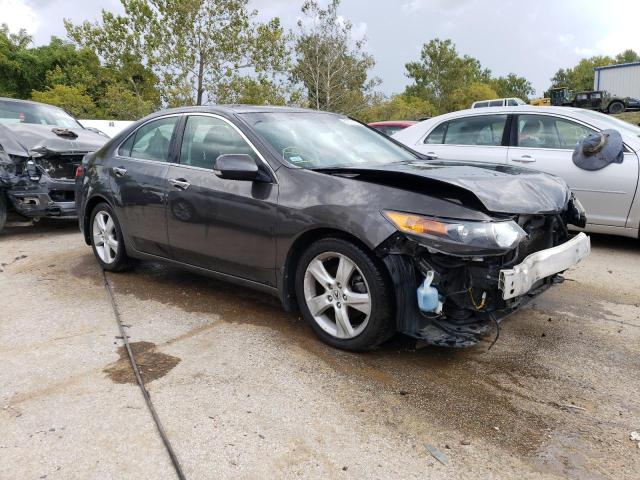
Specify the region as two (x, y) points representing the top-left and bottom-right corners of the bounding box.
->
(0, 218), (79, 239)
(587, 232), (639, 252)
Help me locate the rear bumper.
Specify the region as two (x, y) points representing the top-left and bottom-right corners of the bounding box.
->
(499, 233), (590, 300)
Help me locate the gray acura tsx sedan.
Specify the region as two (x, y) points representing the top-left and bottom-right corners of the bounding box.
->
(77, 105), (590, 351)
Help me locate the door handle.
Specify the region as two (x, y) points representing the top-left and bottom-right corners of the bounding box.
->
(512, 155), (536, 163)
(112, 167), (127, 177)
(426, 152), (439, 159)
(168, 178), (191, 190)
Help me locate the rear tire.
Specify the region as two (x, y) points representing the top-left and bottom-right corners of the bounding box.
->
(608, 101), (625, 114)
(89, 202), (131, 272)
(295, 237), (395, 351)
(0, 193), (6, 233)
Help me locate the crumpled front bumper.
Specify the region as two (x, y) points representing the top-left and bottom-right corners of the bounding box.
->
(499, 232), (591, 300)
(7, 178), (77, 219)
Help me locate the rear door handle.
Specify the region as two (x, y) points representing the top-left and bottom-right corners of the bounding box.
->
(426, 152), (439, 159)
(512, 155), (536, 163)
(168, 178), (190, 190)
(112, 167), (127, 177)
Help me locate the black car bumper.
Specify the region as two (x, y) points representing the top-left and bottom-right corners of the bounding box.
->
(7, 178), (77, 219)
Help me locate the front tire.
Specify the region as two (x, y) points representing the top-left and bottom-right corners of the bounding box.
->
(295, 238), (395, 351)
(608, 101), (625, 114)
(89, 202), (131, 272)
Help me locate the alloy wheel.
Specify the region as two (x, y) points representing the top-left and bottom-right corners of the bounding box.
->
(92, 210), (119, 264)
(303, 251), (372, 339)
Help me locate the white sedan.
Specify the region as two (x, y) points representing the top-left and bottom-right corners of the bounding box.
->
(393, 106), (640, 239)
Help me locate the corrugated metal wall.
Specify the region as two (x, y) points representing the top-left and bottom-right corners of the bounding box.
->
(594, 64), (640, 98)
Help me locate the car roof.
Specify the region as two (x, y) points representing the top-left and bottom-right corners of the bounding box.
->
(368, 120), (417, 126)
(433, 105), (590, 118)
(0, 96), (67, 109)
(145, 104), (327, 117)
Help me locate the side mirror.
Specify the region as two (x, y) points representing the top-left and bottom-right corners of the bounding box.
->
(213, 154), (259, 181)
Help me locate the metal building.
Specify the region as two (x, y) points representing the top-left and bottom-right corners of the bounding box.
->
(594, 62), (640, 98)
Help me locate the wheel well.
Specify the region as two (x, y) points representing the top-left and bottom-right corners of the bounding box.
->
(281, 228), (394, 312)
(82, 195), (111, 245)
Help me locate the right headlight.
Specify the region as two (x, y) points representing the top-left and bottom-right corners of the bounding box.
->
(382, 210), (526, 256)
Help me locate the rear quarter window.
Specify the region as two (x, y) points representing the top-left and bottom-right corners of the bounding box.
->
(423, 122), (447, 144)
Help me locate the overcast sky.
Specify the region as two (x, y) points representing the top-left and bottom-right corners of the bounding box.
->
(3, 0), (640, 97)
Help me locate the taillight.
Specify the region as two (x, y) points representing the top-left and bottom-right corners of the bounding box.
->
(75, 165), (84, 178)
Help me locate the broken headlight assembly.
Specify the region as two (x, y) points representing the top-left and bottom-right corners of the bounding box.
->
(382, 210), (527, 256)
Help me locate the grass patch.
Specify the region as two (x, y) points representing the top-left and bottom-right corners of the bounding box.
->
(612, 111), (640, 126)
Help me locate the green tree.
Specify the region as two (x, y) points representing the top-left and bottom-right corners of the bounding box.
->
(449, 82), (498, 111)
(355, 95), (435, 123)
(615, 49), (640, 64)
(31, 84), (97, 117)
(490, 73), (535, 100)
(102, 83), (156, 119)
(66, 0), (289, 106)
(291, 0), (379, 115)
(0, 25), (40, 97)
(549, 54), (626, 92)
(216, 76), (297, 105)
(404, 38), (491, 114)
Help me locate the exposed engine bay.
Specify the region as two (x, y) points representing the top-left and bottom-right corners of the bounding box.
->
(378, 200), (588, 347)
(0, 147), (85, 220)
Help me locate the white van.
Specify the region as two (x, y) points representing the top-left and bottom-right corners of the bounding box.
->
(471, 97), (526, 108)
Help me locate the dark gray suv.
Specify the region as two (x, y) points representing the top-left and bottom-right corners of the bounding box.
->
(77, 105), (589, 351)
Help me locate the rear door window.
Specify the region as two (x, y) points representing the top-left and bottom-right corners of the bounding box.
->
(441, 115), (507, 146)
(489, 99), (504, 107)
(516, 114), (595, 149)
(128, 116), (179, 162)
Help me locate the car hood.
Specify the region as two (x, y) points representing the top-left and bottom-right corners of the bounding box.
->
(318, 160), (571, 215)
(0, 123), (108, 157)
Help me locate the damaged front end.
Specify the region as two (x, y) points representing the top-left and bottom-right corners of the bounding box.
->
(0, 145), (85, 220)
(377, 197), (590, 347)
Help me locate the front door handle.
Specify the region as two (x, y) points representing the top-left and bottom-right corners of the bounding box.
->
(112, 167), (127, 177)
(426, 151), (439, 159)
(512, 155), (536, 163)
(168, 178), (190, 190)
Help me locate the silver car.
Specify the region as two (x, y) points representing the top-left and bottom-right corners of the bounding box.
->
(393, 106), (640, 239)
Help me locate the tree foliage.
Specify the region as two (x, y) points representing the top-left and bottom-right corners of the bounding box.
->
(31, 84), (96, 117)
(449, 82), (498, 111)
(550, 49), (640, 92)
(291, 0), (378, 115)
(490, 73), (534, 100)
(404, 39), (492, 113)
(66, 0), (289, 106)
(0, 23), (158, 119)
(355, 94), (435, 123)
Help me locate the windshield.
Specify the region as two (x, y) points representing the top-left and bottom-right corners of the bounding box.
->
(579, 109), (640, 137)
(240, 112), (418, 169)
(0, 100), (82, 128)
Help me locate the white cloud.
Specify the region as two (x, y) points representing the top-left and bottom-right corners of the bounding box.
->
(0, 0), (41, 35)
(557, 33), (574, 45)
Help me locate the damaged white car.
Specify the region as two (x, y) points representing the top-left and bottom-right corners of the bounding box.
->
(0, 97), (108, 232)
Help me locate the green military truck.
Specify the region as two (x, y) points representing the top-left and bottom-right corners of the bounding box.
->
(549, 87), (640, 114)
